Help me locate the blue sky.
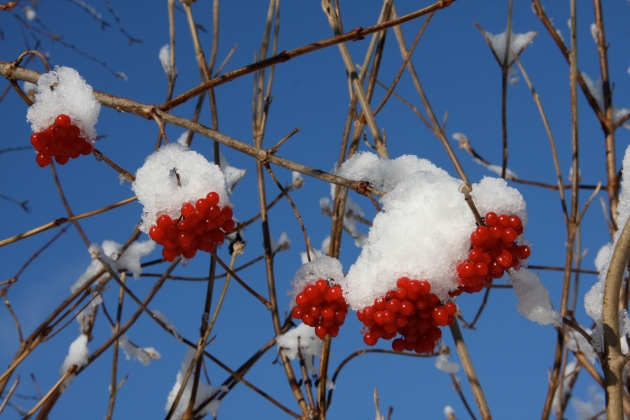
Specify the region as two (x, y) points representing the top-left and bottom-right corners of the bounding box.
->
(1, 0), (630, 419)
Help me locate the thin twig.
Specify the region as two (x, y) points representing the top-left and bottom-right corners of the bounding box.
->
(0, 196), (137, 247)
(160, 0), (456, 111)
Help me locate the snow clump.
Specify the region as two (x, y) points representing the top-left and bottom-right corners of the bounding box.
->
(585, 145), (630, 351)
(339, 152), (527, 309)
(581, 72), (630, 122)
(165, 348), (224, 419)
(132, 143), (230, 233)
(118, 334), (161, 366)
(289, 255), (344, 306)
(510, 268), (561, 326)
(276, 322), (323, 375)
(159, 44), (175, 77)
(435, 354), (460, 374)
(60, 334), (90, 390)
(26, 66), (101, 141)
(482, 30), (536, 65)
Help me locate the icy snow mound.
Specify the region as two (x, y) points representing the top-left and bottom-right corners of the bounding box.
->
(340, 153), (527, 309)
(26, 66), (101, 141)
(290, 256), (344, 305)
(132, 144), (229, 233)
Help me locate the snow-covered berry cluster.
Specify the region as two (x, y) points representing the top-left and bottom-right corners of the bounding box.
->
(148, 191), (235, 262)
(452, 212), (530, 296)
(30, 114), (93, 167)
(356, 276), (456, 354)
(291, 279), (349, 339)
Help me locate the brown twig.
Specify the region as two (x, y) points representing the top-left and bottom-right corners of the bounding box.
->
(49, 162), (90, 247)
(160, 0), (455, 112)
(0, 196), (137, 247)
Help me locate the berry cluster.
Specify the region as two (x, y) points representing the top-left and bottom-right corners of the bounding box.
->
(291, 279), (349, 339)
(148, 192), (235, 261)
(451, 212), (530, 296)
(30, 114), (93, 167)
(356, 277), (457, 354)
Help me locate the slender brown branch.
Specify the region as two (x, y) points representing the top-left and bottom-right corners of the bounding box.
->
(50, 162), (90, 247)
(449, 319), (492, 419)
(22, 365), (76, 420)
(0, 196), (137, 247)
(160, 0), (456, 112)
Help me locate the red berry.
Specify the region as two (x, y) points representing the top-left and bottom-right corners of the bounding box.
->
(206, 192), (220, 206)
(444, 301), (457, 315)
(432, 307), (449, 326)
(149, 226), (165, 243)
(222, 219), (235, 233)
(396, 277), (410, 289)
(485, 212), (498, 226)
(392, 338), (406, 352)
(196, 198), (210, 213)
(363, 333), (378, 346)
(181, 203), (195, 216)
(373, 296), (387, 310)
(221, 206), (233, 220)
(55, 114), (71, 127)
(291, 306), (303, 319)
(35, 153), (51, 167)
(296, 292), (309, 307)
(162, 248), (178, 262)
(81, 141), (93, 155)
(55, 155), (69, 165)
(502, 227), (518, 243)
(386, 299), (401, 313)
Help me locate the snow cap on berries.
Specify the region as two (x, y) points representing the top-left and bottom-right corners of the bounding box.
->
(132, 144), (230, 233)
(26, 66), (101, 141)
(340, 152), (527, 309)
(290, 255), (344, 306)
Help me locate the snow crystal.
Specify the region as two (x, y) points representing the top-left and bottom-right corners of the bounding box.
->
(176, 131), (190, 147)
(165, 348), (223, 419)
(300, 237), (327, 264)
(508, 67), (520, 86)
(60, 334), (90, 390)
(290, 256), (344, 305)
(26, 66), (101, 141)
(326, 379), (335, 390)
(292, 171), (304, 188)
(435, 354), (460, 374)
(153, 310), (182, 341)
(335, 152), (445, 193)
(483, 30), (536, 65)
(594, 243), (613, 272)
(22, 81), (37, 94)
(341, 153), (527, 309)
(552, 359), (577, 413)
(132, 143), (230, 233)
(590, 23), (599, 44)
(474, 159), (518, 180)
(582, 72), (630, 123)
(510, 268), (561, 327)
(567, 329), (597, 364)
(118, 334), (161, 366)
(271, 232), (291, 252)
(276, 322), (322, 375)
(24, 6), (36, 21)
(572, 386), (605, 420)
(322, 187), (369, 248)
(219, 152), (246, 191)
(113, 240), (156, 279)
(585, 146), (630, 350)
(159, 44), (175, 77)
